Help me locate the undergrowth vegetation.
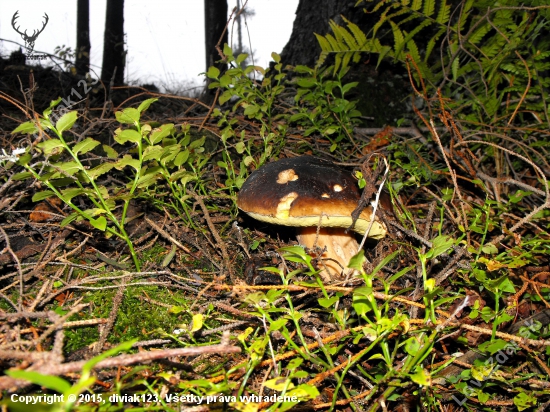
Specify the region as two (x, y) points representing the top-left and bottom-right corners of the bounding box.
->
(1, 0), (550, 411)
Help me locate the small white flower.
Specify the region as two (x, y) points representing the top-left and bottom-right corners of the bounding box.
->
(0, 147), (27, 163)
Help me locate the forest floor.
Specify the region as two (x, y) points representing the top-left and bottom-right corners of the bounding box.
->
(1, 57), (550, 412)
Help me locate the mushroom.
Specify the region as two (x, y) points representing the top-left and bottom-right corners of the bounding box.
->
(237, 156), (389, 280)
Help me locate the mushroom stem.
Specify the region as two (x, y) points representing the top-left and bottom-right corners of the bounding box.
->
(296, 227), (360, 281)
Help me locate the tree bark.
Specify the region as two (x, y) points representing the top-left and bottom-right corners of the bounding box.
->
(204, 0), (228, 73)
(76, 0), (90, 76)
(204, 0), (228, 103)
(101, 0), (125, 85)
(280, 0), (356, 67)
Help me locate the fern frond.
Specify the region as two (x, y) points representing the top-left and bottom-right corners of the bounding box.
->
(342, 16), (367, 47)
(315, 33), (331, 52)
(423, 0), (435, 18)
(436, 0), (450, 25)
(425, 27), (446, 62)
(407, 39), (422, 64)
(467, 22), (490, 46)
(411, 0), (422, 11)
(390, 20), (406, 58)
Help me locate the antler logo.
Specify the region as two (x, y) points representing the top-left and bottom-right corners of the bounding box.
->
(11, 11), (49, 54)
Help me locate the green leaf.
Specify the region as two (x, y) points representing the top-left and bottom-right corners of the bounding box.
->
(160, 144), (181, 165)
(173, 149), (189, 166)
(514, 392), (537, 411)
(37, 139), (65, 155)
(218, 90), (234, 105)
(190, 314), (204, 333)
(137, 98), (158, 113)
(264, 377), (294, 391)
(509, 190), (531, 203)
(410, 366), (431, 386)
(12, 121), (38, 134)
(404, 336), (421, 355)
(114, 155), (140, 172)
(32, 190), (55, 202)
(297, 78), (316, 88)
(243, 104), (260, 117)
(206, 66), (220, 79)
(73, 137), (100, 155)
(481, 244), (498, 254)
(12, 171), (33, 180)
(150, 123), (175, 144)
(423, 0), (435, 17)
(115, 108), (140, 124)
(235, 141), (246, 154)
(425, 235), (455, 259)
(5, 370), (71, 393)
(114, 129), (142, 145)
(39, 118), (54, 131)
(348, 250), (366, 270)
(16, 152), (32, 166)
(353, 286), (374, 316)
(102, 144), (118, 159)
(142, 145), (164, 162)
(55, 111), (78, 133)
(318, 296), (339, 308)
(269, 318), (288, 332)
(52, 161), (82, 176)
(90, 216), (107, 231)
(88, 163), (114, 179)
(60, 212), (79, 227)
(60, 188), (90, 202)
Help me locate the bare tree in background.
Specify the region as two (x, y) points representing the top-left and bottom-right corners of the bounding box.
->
(204, 0), (227, 102)
(76, 0), (90, 75)
(101, 0), (125, 85)
(232, 0), (255, 63)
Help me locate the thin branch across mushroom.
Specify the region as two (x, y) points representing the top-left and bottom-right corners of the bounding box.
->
(237, 156), (389, 280)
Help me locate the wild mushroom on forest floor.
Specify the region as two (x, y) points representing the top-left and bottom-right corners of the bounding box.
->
(237, 156), (390, 281)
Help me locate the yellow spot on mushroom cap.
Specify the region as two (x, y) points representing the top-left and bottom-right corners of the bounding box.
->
(333, 184), (343, 192)
(276, 192), (299, 219)
(277, 169), (299, 184)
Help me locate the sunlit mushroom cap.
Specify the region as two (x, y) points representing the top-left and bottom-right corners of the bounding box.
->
(237, 156), (387, 238)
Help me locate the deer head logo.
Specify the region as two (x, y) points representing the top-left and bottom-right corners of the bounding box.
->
(11, 11), (49, 54)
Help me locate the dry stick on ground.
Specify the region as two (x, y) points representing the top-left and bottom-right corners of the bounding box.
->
(455, 140), (550, 245)
(0, 332), (241, 391)
(0, 226), (23, 310)
(190, 191), (233, 279)
(429, 119), (470, 243)
(93, 276), (128, 355)
(145, 216), (198, 257)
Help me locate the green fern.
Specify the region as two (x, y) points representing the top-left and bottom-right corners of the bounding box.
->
(315, 0), (550, 127)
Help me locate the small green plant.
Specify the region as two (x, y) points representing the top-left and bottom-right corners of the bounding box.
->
(206, 46), (288, 194)
(12, 98), (209, 270)
(289, 64), (362, 152)
(314, 1), (550, 128)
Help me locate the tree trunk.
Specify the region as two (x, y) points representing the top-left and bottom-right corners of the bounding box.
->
(76, 0), (90, 76)
(204, 0), (228, 103)
(280, 0), (356, 67)
(101, 0), (125, 85)
(204, 0), (228, 72)
(280, 0), (413, 127)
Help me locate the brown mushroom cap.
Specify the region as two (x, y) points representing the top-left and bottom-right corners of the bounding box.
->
(237, 156), (387, 238)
